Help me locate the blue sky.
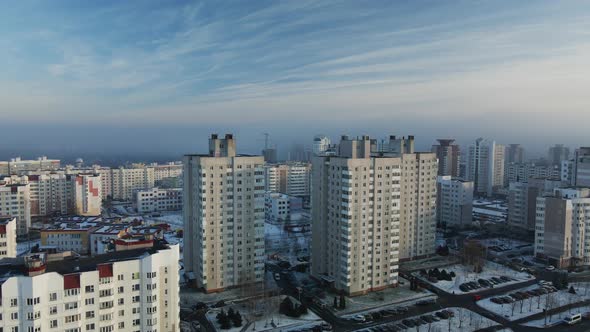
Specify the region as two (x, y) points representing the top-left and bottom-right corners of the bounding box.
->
(1, 0), (590, 157)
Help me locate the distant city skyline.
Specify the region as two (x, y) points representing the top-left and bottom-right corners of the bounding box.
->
(2, 1), (589, 157)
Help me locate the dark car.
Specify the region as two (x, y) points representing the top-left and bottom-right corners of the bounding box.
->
(371, 312), (383, 320)
(414, 318), (427, 326)
(500, 276), (511, 282)
(491, 297), (503, 304)
(416, 298), (436, 306)
(420, 315), (435, 323)
(402, 319), (415, 327)
(491, 277), (503, 284)
(459, 284), (470, 292)
(396, 306), (409, 313)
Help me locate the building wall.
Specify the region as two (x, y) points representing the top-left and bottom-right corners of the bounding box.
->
(184, 135), (265, 292)
(0, 181), (31, 236)
(72, 174), (102, 216)
(436, 176), (473, 227)
(467, 138), (504, 196)
(0, 245), (180, 332)
(0, 217), (17, 258)
(431, 139), (460, 177)
(136, 188), (183, 213)
(264, 163), (311, 197)
(41, 230), (90, 255)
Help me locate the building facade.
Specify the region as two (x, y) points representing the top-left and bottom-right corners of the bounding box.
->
(0, 179), (31, 236)
(535, 187), (590, 268)
(312, 135), (331, 156)
(467, 138), (505, 196)
(548, 144), (570, 166)
(183, 134), (265, 292)
(71, 174), (102, 216)
(573, 147), (590, 187)
(431, 139), (460, 177)
(0, 156), (60, 176)
(311, 135), (437, 295)
(0, 217), (17, 258)
(0, 244), (180, 332)
(264, 162), (311, 197)
(136, 188), (183, 213)
(504, 162), (560, 187)
(436, 176), (473, 227)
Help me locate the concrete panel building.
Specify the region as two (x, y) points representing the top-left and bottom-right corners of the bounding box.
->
(432, 139), (460, 177)
(71, 174), (102, 216)
(0, 179), (31, 236)
(0, 243), (180, 332)
(135, 187), (182, 213)
(0, 217), (17, 258)
(573, 147), (590, 187)
(535, 187), (590, 268)
(436, 176), (473, 227)
(184, 134), (265, 293)
(264, 162), (311, 197)
(467, 138), (505, 196)
(311, 135), (437, 295)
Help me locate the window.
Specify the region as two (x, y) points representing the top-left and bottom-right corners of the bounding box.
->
(49, 293), (58, 301)
(85, 323), (95, 331)
(85, 298), (94, 306)
(10, 298), (18, 307)
(11, 312), (18, 320)
(85, 311), (95, 319)
(85, 285), (94, 293)
(50, 319), (58, 328)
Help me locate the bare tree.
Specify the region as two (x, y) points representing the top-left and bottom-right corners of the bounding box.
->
(511, 301), (517, 317)
(458, 309), (465, 328)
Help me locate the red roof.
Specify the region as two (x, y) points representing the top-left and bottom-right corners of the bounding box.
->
(63, 274), (81, 290)
(98, 263), (113, 278)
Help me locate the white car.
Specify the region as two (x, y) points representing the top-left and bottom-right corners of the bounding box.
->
(545, 265), (555, 271)
(352, 315), (366, 323)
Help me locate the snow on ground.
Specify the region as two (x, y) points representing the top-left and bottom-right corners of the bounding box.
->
(366, 307), (505, 332)
(521, 304), (590, 328)
(265, 222), (309, 265)
(206, 296), (322, 332)
(419, 261), (532, 295)
(477, 282), (590, 322)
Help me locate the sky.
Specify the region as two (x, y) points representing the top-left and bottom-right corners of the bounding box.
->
(1, 0), (590, 161)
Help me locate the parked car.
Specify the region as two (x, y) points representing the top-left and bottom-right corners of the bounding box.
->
(435, 311), (450, 319)
(402, 319), (415, 327)
(473, 294), (482, 301)
(545, 265), (555, 271)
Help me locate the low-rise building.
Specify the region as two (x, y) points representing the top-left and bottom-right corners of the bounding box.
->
(0, 243), (180, 332)
(135, 187), (182, 213)
(0, 217), (17, 258)
(436, 176), (473, 227)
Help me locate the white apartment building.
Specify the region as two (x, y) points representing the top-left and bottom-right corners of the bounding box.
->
(0, 243), (180, 332)
(136, 188), (182, 213)
(562, 160), (574, 184)
(71, 174), (102, 216)
(184, 134), (265, 293)
(264, 192), (302, 222)
(535, 187), (590, 268)
(152, 163), (183, 182)
(311, 135), (437, 295)
(507, 178), (562, 231)
(0, 156), (60, 175)
(264, 162), (311, 197)
(0, 217), (17, 258)
(504, 162), (560, 186)
(467, 138), (505, 196)
(111, 166), (155, 201)
(312, 135), (331, 155)
(0, 179), (31, 236)
(436, 176), (473, 227)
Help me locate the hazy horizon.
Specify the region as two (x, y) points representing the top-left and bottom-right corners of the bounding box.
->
(2, 1), (589, 159)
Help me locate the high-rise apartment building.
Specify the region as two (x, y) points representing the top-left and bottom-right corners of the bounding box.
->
(311, 135), (437, 295)
(184, 134), (265, 293)
(135, 187), (182, 213)
(506, 144), (525, 164)
(548, 144), (570, 166)
(0, 243), (180, 332)
(431, 139), (460, 177)
(312, 135), (331, 156)
(0, 217), (17, 258)
(264, 162), (311, 197)
(71, 173), (102, 216)
(0, 179), (31, 236)
(436, 176), (473, 227)
(535, 187), (590, 268)
(508, 177), (562, 230)
(572, 147), (590, 187)
(152, 162), (183, 182)
(467, 138), (505, 196)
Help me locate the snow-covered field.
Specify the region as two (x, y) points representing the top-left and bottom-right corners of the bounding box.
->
(419, 261), (532, 294)
(367, 307), (506, 332)
(477, 283), (590, 322)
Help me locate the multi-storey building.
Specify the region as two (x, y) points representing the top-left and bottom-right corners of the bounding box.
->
(508, 177), (562, 231)
(467, 138), (505, 196)
(264, 192), (302, 222)
(0, 217), (17, 258)
(312, 135), (331, 155)
(71, 174), (102, 216)
(535, 187), (590, 268)
(548, 144), (570, 166)
(264, 162), (311, 197)
(153, 162), (183, 182)
(436, 176), (473, 227)
(0, 179), (31, 236)
(0, 243), (180, 332)
(506, 144), (525, 164)
(111, 166), (155, 201)
(0, 156), (60, 175)
(573, 147), (590, 187)
(431, 139), (460, 177)
(311, 135), (437, 295)
(562, 160), (574, 184)
(135, 188), (182, 213)
(504, 162), (560, 186)
(184, 134), (265, 293)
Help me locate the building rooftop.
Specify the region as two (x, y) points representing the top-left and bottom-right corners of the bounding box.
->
(0, 217), (15, 224)
(0, 242), (174, 282)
